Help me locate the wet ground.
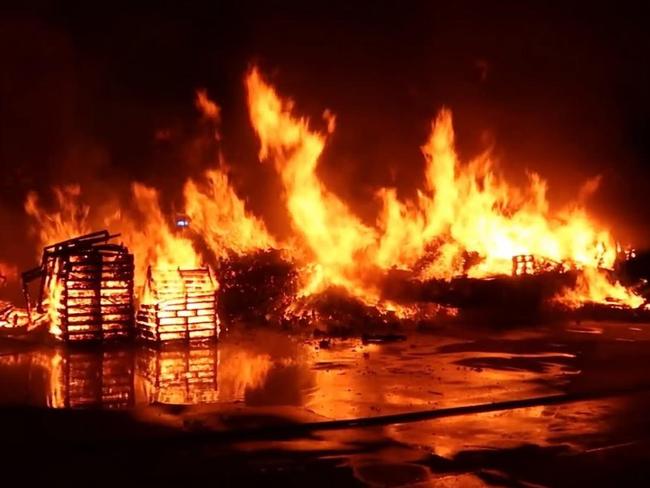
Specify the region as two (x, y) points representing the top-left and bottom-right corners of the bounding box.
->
(2, 322), (650, 486)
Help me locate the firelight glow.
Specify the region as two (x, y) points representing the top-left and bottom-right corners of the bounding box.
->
(245, 67), (643, 309)
(21, 65), (645, 334)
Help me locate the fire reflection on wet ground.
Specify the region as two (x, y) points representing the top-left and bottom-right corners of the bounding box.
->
(2, 322), (650, 486)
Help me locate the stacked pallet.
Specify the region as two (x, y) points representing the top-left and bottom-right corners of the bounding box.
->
(23, 231), (135, 342)
(136, 267), (219, 343)
(56, 248), (134, 341)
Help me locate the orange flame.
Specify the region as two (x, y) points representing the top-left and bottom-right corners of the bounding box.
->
(246, 67), (642, 310)
(23, 66), (644, 320)
(246, 67), (379, 303)
(378, 109), (643, 307)
(43, 260), (64, 337)
(377, 109), (618, 279)
(0, 262), (17, 284)
(114, 183), (201, 290)
(195, 89), (221, 121)
(183, 168), (276, 259)
(555, 267), (645, 309)
(24, 185), (91, 252)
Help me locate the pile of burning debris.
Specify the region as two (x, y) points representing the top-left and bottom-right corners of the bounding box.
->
(4, 68), (650, 344)
(3, 68), (648, 345)
(1, 227), (649, 344)
(215, 249), (298, 325)
(0, 301), (31, 333)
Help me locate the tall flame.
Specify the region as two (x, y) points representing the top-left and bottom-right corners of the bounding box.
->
(22, 66), (644, 322)
(183, 168), (276, 259)
(246, 67), (642, 309)
(377, 109), (616, 279)
(246, 67), (379, 301)
(115, 183), (201, 289)
(43, 260), (64, 337)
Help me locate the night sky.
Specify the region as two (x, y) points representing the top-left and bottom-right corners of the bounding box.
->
(2, 1), (650, 273)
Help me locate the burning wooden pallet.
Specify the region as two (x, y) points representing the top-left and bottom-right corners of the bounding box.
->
(22, 231), (135, 342)
(136, 267), (219, 343)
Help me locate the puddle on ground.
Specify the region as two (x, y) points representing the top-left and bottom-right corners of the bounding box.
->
(3, 322), (650, 486)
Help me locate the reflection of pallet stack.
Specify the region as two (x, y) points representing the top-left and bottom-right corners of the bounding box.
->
(22, 231), (135, 342)
(136, 267), (219, 343)
(53, 351), (134, 408)
(137, 347), (219, 404)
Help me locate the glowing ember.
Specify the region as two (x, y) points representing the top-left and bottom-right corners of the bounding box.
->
(0, 301), (31, 331)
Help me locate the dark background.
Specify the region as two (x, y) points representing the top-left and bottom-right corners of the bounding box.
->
(2, 1), (650, 275)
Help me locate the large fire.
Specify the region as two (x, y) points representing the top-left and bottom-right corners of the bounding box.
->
(14, 66), (646, 333)
(379, 109), (615, 279)
(246, 68), (379, 302)
(245, 67), (643, 310)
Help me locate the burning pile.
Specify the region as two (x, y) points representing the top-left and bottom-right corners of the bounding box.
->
(215, 249), (298, 325)
(1, 65), (646, 339)
(244, 68), (647, 316)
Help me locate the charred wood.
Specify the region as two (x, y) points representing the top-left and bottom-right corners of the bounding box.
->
(216, 249), (298, 324)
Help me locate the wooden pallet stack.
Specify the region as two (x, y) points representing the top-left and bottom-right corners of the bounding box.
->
(136, 267), (219, 343)
(22, 231), (135, 342)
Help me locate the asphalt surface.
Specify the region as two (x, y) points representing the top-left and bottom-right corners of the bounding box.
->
(1, 322), (650, 486)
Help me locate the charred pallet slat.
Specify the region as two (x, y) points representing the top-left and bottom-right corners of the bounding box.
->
(136, 267), (219, 343)
(22, 230), (135, 342)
